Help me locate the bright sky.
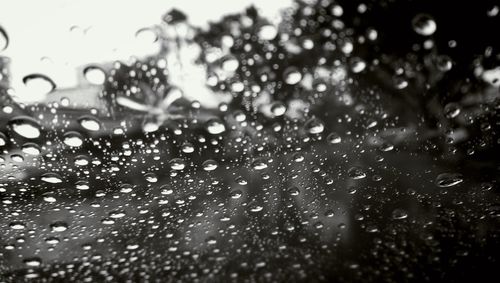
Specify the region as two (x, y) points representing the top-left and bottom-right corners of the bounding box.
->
(0, 0), (291, 102)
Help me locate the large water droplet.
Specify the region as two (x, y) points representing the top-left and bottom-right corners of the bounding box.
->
(435, 173), (463, 187)
(9, 221), (26, 230)
(326, 132), (342, 144)
(41, 173), (63, 184)
(0, 25), (8, 51)
(169, 158), (186, 171)
(23, 257), (42, 267)
(22, 143), (41, 155)
(0, 132), (7, 146)
(284, 67), (302, 85)
(22, 74), (56, 97)
(392, 209), (408, 220)
(271, 102), (287, 117)
(444, 103), (461, 119)
(63, 131), (84, 147)
(205, 119), (226, 134)
(83, 66), (106, 85)
(348, 166), (367, 180)
(78, 116), (101, 131)
(257, 25), (278, 41)
(202, 159), (218, 171)
(9, 116), (42, 139)
(304, 118), (325, 134)
(412, 14), (437, 36)
(50, 221), (68, 232)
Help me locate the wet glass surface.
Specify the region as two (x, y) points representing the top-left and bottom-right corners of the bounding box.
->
(0, 0), (499, 282)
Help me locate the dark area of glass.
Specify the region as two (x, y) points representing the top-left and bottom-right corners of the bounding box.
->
(0, 0), (499, 282)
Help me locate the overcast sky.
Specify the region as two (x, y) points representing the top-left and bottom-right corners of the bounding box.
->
(0, 0), (291, 102)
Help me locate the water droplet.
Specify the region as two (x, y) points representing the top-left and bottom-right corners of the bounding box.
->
(326, 132), (341, 144)
(169, 158), (186, 171)
(233, 111), (246, 122)
(350, 58), (366, 73)
(9, 221), (26, 230)
(83, 66), (106, 85)
(444, 103), (461, 119)
(235, 176), (248, 185)
(202, 159), (218, 171)
(22, 73), (56, 97)
(379, 142), (394, 152)
(249, 204), (263, 212)
(257, 25), (278, 40)
(11, 154), (24, 162)
(0, 25), (8, 51)
(126, 244), (139, 250)
(284, 67), (302, 85)
(205, 119), (226, 134)
(23, 257), (42, 267)
(436, 55), (452, 71)
(109, 210), (126, 219)
(78, 116), (101, 131)
(0, 132), (7, 146)
(43, 192), (56, 203)
(304, 117), (325, 134)
(392, 209), (408, 220)
(288, 186), (300, 196)
(230, 190), (242, 199)
(222, 56), (239, 72)
(251, 158), (268, 170)
(120, 184), (133, 193)
(435, 173), (463, 187)
(21, 143), (41, 155)
(45, 237), (60, 245)
(181, 142), (195, 153)
(41, 173), (63, 184)
(271, 102), (287, 117)
(144, 173), (158, 183)
(9, 116), (42, 139)
(75, 180), (90, 190)
(63, 131), (84, 147)
(74, 155), (89, 166)
(135, 27), (158, 43)
(348, 166), (366, 180)
(50, 221), (68, 232)
(412, 14), (437, 36)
